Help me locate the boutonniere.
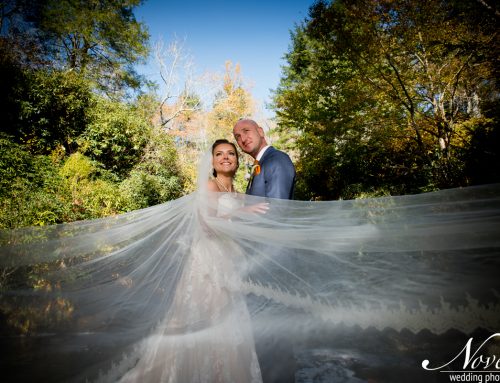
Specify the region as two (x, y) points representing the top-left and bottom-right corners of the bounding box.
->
(245, 161), (261, 180)
(252, 162), (261, 176)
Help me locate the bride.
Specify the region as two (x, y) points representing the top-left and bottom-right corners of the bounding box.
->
(0, 139), (499, 382)
(118, 139), (265, 383)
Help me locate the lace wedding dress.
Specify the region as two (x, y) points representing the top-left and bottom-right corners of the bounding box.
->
(117, 193), (262, 383)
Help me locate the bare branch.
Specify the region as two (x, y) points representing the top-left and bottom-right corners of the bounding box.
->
(153, 37), (222, 129)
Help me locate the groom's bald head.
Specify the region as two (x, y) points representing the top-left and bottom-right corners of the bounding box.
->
(233, 119), (267, 158)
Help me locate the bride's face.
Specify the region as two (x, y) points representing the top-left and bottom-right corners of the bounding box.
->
(212, 143), (239, 176)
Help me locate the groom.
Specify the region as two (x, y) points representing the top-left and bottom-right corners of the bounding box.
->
(233, 118), (295, 199)
(234, 118), (297, 383)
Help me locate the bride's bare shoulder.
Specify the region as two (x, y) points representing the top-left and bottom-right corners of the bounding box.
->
(207, 179), (220, 192)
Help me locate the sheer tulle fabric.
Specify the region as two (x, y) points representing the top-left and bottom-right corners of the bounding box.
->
(1, 153), (499, 382)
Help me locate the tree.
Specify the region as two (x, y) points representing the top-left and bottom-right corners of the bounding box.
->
(207, 61), (254, 141)
(274, 0), (499, 199)
(0, 1), (191, 228)
(1, 0), (149, 98)
(153, 38), (205, 129)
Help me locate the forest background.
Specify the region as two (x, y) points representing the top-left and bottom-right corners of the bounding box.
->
(0, 0), (498, 229)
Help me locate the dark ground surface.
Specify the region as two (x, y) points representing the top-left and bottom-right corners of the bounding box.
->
(1, 325), (497, 382)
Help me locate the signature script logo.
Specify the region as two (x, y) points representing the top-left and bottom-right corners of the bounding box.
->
(422, 333), (500, 371)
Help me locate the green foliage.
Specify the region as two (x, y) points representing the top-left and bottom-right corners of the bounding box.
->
(80, 97), (150, 178)
(1, 0), (149, 98)
(19, 69), (92, 153)
(59, 152), (128, 217)
(274, 0), (499, 200)
(0, 58), (93, 154)
(59, 152), (95, 184)
(0, 131), (185, 228)
(120, 126), (184, 209)
(73, 179), (127, 218)
(0, 139), (76, 228)
(2, 178), (70, 228)
(0, 89), (186, 229)
(119, 170), (163, 210)
(0, 137), (33, 197)
(43, 0), (149, 96)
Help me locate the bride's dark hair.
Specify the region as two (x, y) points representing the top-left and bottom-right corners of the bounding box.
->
(211, 139), (239, 177)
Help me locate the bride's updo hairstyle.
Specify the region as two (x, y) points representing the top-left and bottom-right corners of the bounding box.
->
(211, 139), (239, 177)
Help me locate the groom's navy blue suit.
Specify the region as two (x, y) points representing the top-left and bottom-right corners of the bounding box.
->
(246, 146), (295, 199)
(245, 146), (296, 383)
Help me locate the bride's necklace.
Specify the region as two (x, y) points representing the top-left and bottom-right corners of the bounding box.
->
(215, 177), (234, 193)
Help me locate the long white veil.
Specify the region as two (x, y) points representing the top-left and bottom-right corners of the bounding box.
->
(1, 151), (499, 382)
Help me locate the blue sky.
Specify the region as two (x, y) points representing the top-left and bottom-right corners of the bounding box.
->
(134, 0), (316, 116)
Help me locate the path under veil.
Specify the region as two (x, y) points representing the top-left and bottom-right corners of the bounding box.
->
(1, 183), (499, 382)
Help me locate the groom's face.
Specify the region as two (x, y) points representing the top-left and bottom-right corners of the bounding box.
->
(233, 120), (266, 158)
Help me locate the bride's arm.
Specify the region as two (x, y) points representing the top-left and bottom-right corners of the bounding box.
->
(230, 193), (269, 216)
(238, 201), (269, 215)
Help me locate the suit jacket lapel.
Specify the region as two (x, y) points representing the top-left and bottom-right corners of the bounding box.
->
(246, 147), (275, 193)
(258, 146), (275, 164)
